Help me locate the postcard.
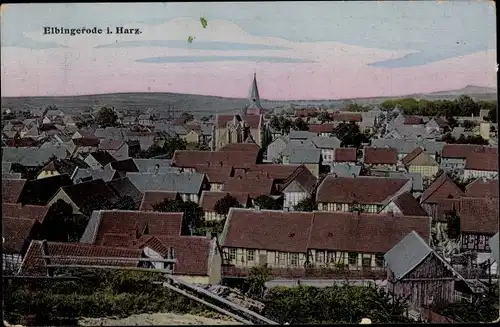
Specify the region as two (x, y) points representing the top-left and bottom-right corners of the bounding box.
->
(1, 2), (498, 326)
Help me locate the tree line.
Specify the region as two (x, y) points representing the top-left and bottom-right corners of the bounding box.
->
(381, 95), (497, 121)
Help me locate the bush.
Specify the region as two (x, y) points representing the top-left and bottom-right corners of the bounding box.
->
(3, 269), (212, 325)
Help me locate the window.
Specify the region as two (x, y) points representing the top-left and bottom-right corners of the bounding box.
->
(336, 204), (343, 211)
(315, 251), (324, 263)
(290, 253), (299, 266)
(278, 252), (287, 265)
(375, 254), (384, 267)
(247, 250), (255, 262)
(229, 248), (236, 261)
(362, 257), (371, 268)
(327, 251), (336, 263)
(348, 253), (358, 265)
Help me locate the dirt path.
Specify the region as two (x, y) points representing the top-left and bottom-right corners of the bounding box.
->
(79, 312), (243, 326)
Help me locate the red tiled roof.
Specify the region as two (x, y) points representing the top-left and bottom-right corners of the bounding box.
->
(330, 113), (362, 122)
(172, 150), (259, 169)
(2, 203), (50, 223)
(172, 118), (188, 125)
(2, 217), (39, 253)
(401, 147), (424, 166)
(465, 178), (499, 198)
(334, 148), (357, 162)
(279, 165), (318, 194)
(215, 114), (261, 129)
(246, 164), (302, 181)
(441, 144), (495, 159)
(465, 151), (498, 171)
(223, 209), (314, 253)
(19, 240), (142, 276)
(2, 179), (27, 203)
(101, 233), (131, 247)
(391, 192), (428, 216)
(219, 143), (260, 152)
(295, 108), (319, 117)
(420, 173), (465, 204)
(73, 137), (100, 147)
(364, 147), (398, 165)
(316, 176), (408, 204)
(223, 209), (431, 255)
(308, 211), (430, 253)
(99, 139), (124, 151)
(194, 164), (234, 184)
(93, 210), (184, 245)
(223, 175), (276, 198)
(459, 197), (498, 235)
(139, 191), (181, 211)
(403, 117), (424, 125)
(308, 124), (335, 134)
(140, 235), (214, 276)
(200, 191), (250, 211)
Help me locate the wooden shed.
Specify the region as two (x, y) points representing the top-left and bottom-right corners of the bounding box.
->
(384, 231), (470, 314)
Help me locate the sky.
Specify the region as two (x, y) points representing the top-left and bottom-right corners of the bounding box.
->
(0, 2), (497, 100)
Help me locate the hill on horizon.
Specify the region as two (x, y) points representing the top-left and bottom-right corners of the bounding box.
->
(1, 85), (496, 116)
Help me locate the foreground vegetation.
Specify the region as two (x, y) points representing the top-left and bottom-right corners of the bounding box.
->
(5, 267), (417, 326)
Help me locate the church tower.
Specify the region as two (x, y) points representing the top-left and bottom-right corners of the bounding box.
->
(245, 73), (264, 116)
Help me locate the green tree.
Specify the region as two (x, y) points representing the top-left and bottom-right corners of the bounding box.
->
(333, 122), (369, 148)
(163, 136), (187, 159)
(293, 196), (317, 212)
(317, 111), (331, 123)
(96, 107), (118, 127)
(292, 117), (309, 131)
(115, 196), (136, 210)
(461, 120), (476, 131)
(246, 263), (272, 299)
(262, 285), (413, 324)
(454, 94), (479, 116)
(213, 193), (241, 216)
(153, 199), (205, 235)
(254, 195), (281, 210)
(486, 105), (497, 123)
(43, 200), (88, 242)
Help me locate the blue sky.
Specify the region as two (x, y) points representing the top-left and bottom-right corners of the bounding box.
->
(1, 1), (496, 68)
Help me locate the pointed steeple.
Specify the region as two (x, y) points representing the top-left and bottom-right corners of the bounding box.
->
(248, 72), (262, 109)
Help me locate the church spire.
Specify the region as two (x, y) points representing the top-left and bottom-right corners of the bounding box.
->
(248, 72), (262, 109)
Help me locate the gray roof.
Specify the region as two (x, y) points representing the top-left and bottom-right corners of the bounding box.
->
(132, 159), (175, 174)
(288, 148), (321, 164)
(371, 138), (419, 154)
(91, 164), (117, 182)
(370, 170), (423, 192)
(288, 130), (317, 140)
(281, 139), (316, 156)
(384, 231), (433, 281)
(72, 167), (93, 183)
(94, 127), (128, 140)
(330, 164), (361, 177)
(80, 210), (102, 243)
(126, 171), (205, 194)
(420, 141), (445, 155)
(200, 124), (213, 136)
(2, 172), (22, 179)
(310, 136), (341, 149)
(2, 161), (12, 173)
(173, 125), (189, 136)
(2, 147), (67, 166)
(489, 233), (499, 263)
